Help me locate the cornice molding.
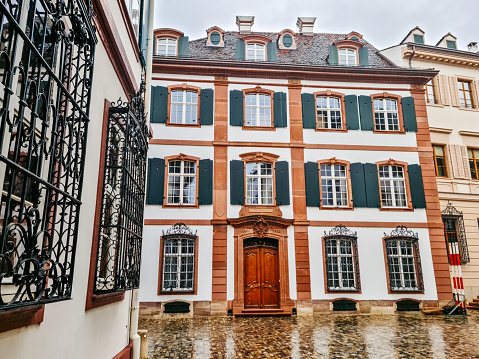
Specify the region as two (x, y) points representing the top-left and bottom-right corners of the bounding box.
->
(403, 45), (479, 69)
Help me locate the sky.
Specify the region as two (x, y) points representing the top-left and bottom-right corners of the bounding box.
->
(153, 0), (479, 51)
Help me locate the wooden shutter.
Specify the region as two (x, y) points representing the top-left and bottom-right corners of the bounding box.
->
(345, 95), (359, 130)
(267, 42), (277, 62)
(302, 93), (316, 129)
(275, 161), (290, 205)
(363, 163), (380, 208)
(178, 36), (189, 57)
(146, 158), (165, 205)
(407, 164), (426, 208)
(437, 75), (450, 106)
(350, 163), (367, 207)
(448, 144), (470, 179)
(199, 88), (214, 125)
(432, 75), (441, 104)
(358, 95), (374, 131)
(358, 47), (369, 67)
(198, 159), (213, 205)
(402, 97), (417, 132)
(328, 45), (338, 65)
(235, 39), (245, 61)
(473, 80), (479, 109)
(273, 92), (287, 127)
(304, 162), (320, 207)
(230, 160), (245, 205)
(150, 86), (168, 123)
(230, 90), (244, 126)
(449, 76), (460, 107)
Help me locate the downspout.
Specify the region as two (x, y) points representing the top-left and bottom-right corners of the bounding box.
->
(130, 290), (141, 359)
(409, 45), (416, 69)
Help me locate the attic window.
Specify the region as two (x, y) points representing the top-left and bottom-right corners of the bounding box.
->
(210, 31), (221, 45)
(157, 38), (177, 56)
(413, 34), (424, 44)
(446, 40), (457, 49)
(206, 27), (225, 47)
(246, 43), (265, 61)
(278, 30), (296, 50)
(283, 34), (293, 48)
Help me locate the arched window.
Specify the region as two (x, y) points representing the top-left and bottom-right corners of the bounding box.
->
(157, 38), (177, 56)
(246, 43), (265, 61)
(338, 48), (357, 66)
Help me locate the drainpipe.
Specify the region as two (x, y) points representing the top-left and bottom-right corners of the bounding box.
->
(409, 45), (416, 69)
(130, 289), (141, 359)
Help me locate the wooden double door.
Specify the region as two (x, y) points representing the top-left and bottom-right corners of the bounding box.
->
(243, 238), (279, 309)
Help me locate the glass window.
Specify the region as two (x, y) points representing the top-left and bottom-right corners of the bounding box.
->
(433, 145), (447, 177)
(157, 38), (177, 56)
(124, 0), (141, 39)
(385, 238), (420, 291)
(379, 165), (407, 208)
(170, 90), (198, 124)
(442, 203), (470, 264)
(162, 237), (195, 291)
(246, 43), (265, 61)
(325, 237), (358, 290)
(320, 164), (348, 207)
(167, 160), (197, 205)
(245, 93), (271, 127)
(425, 80), (436, 104)
(316, 96), (342, 129)
(458, 80), (474, 109)
(468, 148), (479, 180)
(246, 162), (273, 205)
(338, 48), (357, 66)
(374, 98), (399, 131)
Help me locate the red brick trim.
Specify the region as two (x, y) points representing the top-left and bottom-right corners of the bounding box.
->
(112, 340), (133, 359)
(0, 304), (44, 334)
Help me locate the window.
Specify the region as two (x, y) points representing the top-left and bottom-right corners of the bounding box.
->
(374, 98), (399, 131)
(245, 93), (272, 127)
(246, 162), (273, 205)
(160, 224), (197, 293)
(167, 160), (197, 205)
(425, 80), (436, 104)
(458, 80), (474, 109)
(320, 163), (348, 207)
(170, 90), (198, 124)
(379, 165), (407, 207)
(468, 148), (479, 180)
(324, 226), (360, 292)
(246, 43), (265, 61)
(442, 203), (470, 264)
(384, 227), (424, 292)
(446, 40), (457, 49)
(338, 48), (357, 66)
(157, 38), (177, 56)
(413, 34), (424, 44)
(124, 0), (141, 39)
(433, 145), (447, 177)
(316, 96), (342, 129)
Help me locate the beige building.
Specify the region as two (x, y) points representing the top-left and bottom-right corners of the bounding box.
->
(382, 28), (479, 304)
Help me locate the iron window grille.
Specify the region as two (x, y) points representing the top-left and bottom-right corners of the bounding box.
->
(323, 225), (360, 291)
(94, 86), (149, 294)
(160, 223), (197, 292)
(441, 202), (470, 265)
(0, 0), (96, 311)
(383, 226), (424, 292)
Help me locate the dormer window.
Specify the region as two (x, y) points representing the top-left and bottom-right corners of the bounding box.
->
(446, 40), (457, 49)
(278, 29), (297, 50)
(413, 34), (424, 44)
(153, 28), (188, 57)
(157, 38), (177, 56)
(206, 26), (225, 48)
(246, 43), (265, 61)
(338, 48), (357, 66)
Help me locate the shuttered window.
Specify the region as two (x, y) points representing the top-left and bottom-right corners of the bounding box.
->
(167, 160), (197, 205)
(379, 165), (407, 207)
(157, 38), (177, 56)
(433, 145), (447, 177)
(425, 80), (437, 104)
(320, 164), (348, 207)
(245, 93), (271, 127)
(246, 162), (273, 205)
(468, 148), (479, 180)
(246, 43), (265, 61)
(170, 90), (198, 124)
(458, 80), (474, 109)
(374, 98), (399, 131)
(338, 48), (356, 66)
(316, 96), (342, 129)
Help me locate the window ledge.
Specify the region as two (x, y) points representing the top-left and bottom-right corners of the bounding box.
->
(326, 289), (361, 294)
(315, 128), (347, 132)
(86, 291), (125, 310)
(162, 204), (199, 209)
(242, 126), (276, 131)
(426, 102), (444, 108)
(458, 107), (479, 112)
(320, 206), (353, 210)
(373, 130), (406, 135)
(0, 304), (44, 334)
(380, 207), (414, 212)
(390, 290), (424, 294)
(159, 290), (195, 295)
(165, 122), (201, 127)
(239, 205), (283, 217)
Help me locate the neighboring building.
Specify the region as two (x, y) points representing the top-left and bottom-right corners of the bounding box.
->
(141, 16), (452, 317)
(381, 29), (479, 305)
(0, 0), (152, 358)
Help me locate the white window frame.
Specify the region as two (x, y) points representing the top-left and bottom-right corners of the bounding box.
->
(379, 165), (407, 208)
(170, 90), (198, 124)
(245, 162), (274, 205)
(316, 96), (342, 129)
(246, 43), (265, 61)
(338, 48), (357, 66)
(325, 237), (357, 290)
(157, 38), (177, 56)
(320, 163), (348, 207)
(244, 93), (272, 127)
(374, 98), (400, 131)
(167, 160), (197, 205)
(385, 238), (419, 291)
(161, 236), (196, 292)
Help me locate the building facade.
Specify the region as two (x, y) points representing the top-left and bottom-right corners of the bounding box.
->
(381, 28), (479, 305)
(141, 17), (452, 317)
(0, 0), (152, 358)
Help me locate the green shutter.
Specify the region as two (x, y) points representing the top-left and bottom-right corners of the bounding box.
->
(267, 42), (277, 62)
(402, 97), (417, 132)
(198, 159), (213, 205)
(358, 47), (369, 67)
(328, 45), (338, 66)
(178, 36), (189, 57)
(345, 95), (359, 130)
(138, 0), (149, 67)
(150, 86), (156, 121)
(151, 86), (168, 123)
(230, 160), (245, 205)
(274, 92), (287, 127)
(350, 163), (367, 207)
(275, 161), (290, 205)
(363, 163), (380, 208)
(230, 90), (244, 126)
(408, 164), (426, 208)
(302, 93), (316, 129)
(359, 95), (374, 131)
(236, 39), (245, 60)
(146, 158), (165, 205)
(304, 162), (320, 207)
(199, 88), (214, 125)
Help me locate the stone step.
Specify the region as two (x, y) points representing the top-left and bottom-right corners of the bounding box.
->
(236, 308), (290, 317)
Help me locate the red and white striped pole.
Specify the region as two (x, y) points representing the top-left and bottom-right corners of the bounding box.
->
(449, 241), (465, 308)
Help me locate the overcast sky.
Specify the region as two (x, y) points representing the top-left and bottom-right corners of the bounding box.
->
(154, 0), (479, 51)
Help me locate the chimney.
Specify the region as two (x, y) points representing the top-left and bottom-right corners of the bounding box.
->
(236, 16), (254, 34)
(296, 17), (316, 35)
(467, 42), (478, 52)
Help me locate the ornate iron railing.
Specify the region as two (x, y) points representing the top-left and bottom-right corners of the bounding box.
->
(441, 202), (470, 264)
(93, 83), (148, 293)
(0, 0), (96, 311)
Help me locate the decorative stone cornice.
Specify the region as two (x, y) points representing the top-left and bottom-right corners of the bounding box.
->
(403, 44), (479, 68)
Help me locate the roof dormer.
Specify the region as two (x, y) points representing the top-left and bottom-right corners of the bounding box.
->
(206, 26), (225, 48)
(436, 33), (457, 49)
(278, 29), (296, 50)
(346, 31), (363, 42)
(400, 26), (425, 45)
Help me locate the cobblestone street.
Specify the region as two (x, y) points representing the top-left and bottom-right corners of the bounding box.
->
(139, 312), (479, 358)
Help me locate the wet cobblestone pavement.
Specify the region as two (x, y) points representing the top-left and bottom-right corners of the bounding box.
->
(139, 312), (479, 358)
